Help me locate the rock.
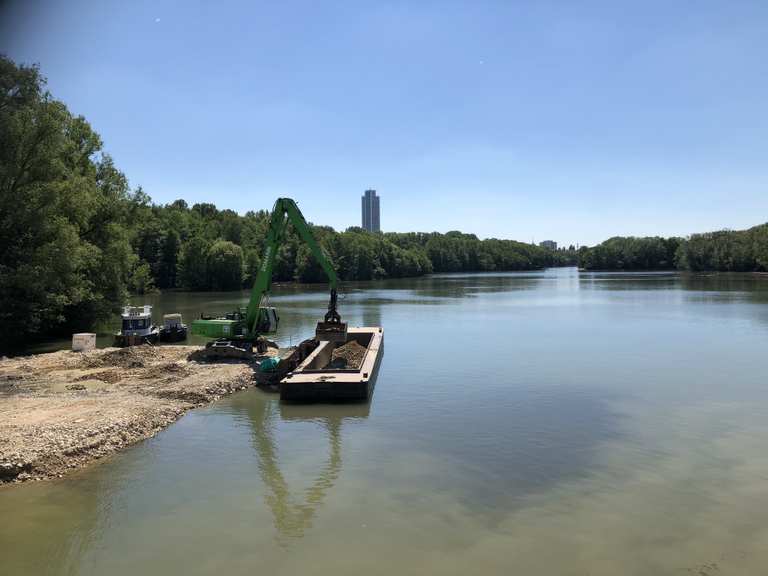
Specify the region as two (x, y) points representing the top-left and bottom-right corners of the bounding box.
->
(0, 460), (28, 480)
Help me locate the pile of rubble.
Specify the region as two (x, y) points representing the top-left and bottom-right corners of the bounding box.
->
(327, 340), (367, 369)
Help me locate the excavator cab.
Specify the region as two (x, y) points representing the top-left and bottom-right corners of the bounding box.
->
(254, 307), (279, 333)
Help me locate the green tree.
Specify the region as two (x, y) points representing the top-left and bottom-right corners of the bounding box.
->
(579, 236), (681, 270)
(243, 248), (262, 287)
(157, 229), (180, 288)
(206, 239), (244, 290)
(0, 56), (135, 348)
(128, 261), (156, 294)
(135, 219), (165, 281)
(178, 236), (210, 290)
(753, 225), (768, 271)
(295, 243), (327, 283)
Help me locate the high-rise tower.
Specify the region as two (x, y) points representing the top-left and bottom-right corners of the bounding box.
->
(361, 189), (380, 232)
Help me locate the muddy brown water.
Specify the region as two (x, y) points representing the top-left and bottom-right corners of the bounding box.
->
(2, 268), (768, 575)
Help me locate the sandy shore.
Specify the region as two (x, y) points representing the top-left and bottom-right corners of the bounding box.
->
(0, 345), (269, 484)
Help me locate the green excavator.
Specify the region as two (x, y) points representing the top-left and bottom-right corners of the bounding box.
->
(191, 198), (346, 359)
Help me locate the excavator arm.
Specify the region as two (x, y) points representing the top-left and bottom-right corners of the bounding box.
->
(245, 198), (345, 340)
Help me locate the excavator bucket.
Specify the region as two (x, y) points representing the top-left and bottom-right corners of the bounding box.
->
(315, 321), (348, 342)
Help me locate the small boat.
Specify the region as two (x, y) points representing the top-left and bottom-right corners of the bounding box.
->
(280, 327), (383, 402)
(159, 313), (188, 342)
(114, 305), (160, 347)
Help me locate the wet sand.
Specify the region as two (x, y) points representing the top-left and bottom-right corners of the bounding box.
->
(0, 345), (265, 484)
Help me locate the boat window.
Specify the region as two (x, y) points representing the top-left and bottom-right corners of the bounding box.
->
(125, 318), (147, 330)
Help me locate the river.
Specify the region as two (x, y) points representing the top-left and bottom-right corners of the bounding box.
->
(2, 267), (768, 575)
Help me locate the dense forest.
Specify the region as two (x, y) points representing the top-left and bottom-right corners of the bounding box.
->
(578, 225), (768, 271)
(0, 56), (571, 346)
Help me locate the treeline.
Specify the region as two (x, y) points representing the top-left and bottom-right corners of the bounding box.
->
(115, 204), (574, 292)
(578, 225), (768, 271)
(0, 56), (569, 347)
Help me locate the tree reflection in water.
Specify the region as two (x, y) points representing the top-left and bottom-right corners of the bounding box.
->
(233, 396), (370, 542)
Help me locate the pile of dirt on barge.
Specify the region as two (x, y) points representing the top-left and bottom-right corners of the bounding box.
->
(0, 345), (273, 484)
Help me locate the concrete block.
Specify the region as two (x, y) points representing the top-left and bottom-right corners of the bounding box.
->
(72, 333), (96, 352)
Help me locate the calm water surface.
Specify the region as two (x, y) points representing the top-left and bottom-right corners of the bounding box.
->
(3, 268), (768, 575)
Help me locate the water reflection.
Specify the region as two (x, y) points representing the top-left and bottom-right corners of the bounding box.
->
(228, 395), (369, 542)
(381, 387), (625, 517)
(577, 270), (768, 328)
(680, 272), (768, 294)
(579, 270), (768, 299)
(578, 271), (679, 291)
(405, 273), (549, 299)
(361, 303), (382, 329)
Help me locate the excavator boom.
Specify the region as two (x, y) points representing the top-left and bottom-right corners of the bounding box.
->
(245, 198), (344, 339)
(191, 197), (346, 358)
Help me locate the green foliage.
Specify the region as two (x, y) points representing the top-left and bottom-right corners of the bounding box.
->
(128, 261), (156, 295)
(385, 231), (563, 273)
(580, 227), (768, 272)
(243, 248), (262, 286)
(206, 239), (244, 290)
(295, 243), (327, 283)
(755, 226), (768, 271)
(0, 56), (135, 347)
(158, 229), (179, 288)
(578, 236), (681, 270)
(178, 236), (210, 290)
(675, 226), (767, 272)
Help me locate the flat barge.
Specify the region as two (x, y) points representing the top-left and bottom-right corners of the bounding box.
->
(280, 327), (383, 402)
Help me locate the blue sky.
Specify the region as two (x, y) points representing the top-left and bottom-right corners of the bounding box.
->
(2, 0), (767, 246)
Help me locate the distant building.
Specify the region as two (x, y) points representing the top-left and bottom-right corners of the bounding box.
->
(539, 240), (557, 250)
(361, 189), (380, 232)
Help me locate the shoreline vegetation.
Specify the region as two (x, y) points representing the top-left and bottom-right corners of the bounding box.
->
(577, 227), (768, 272)
(1, 55), (766, 350)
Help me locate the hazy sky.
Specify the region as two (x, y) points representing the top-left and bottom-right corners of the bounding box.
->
(2, 0), (767, 246)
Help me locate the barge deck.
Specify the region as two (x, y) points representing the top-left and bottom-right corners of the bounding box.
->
(280, 327), (383, 402)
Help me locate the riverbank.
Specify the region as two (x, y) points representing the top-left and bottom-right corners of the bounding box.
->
(0, 345), (266, 485)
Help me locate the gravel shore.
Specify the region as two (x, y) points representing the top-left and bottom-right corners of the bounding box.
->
(0, 345), (261, 485)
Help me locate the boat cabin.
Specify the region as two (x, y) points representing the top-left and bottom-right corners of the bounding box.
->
(160, 313), (188, 342)
(121, 306), (154, 336)
(115, 305), (159, 346)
